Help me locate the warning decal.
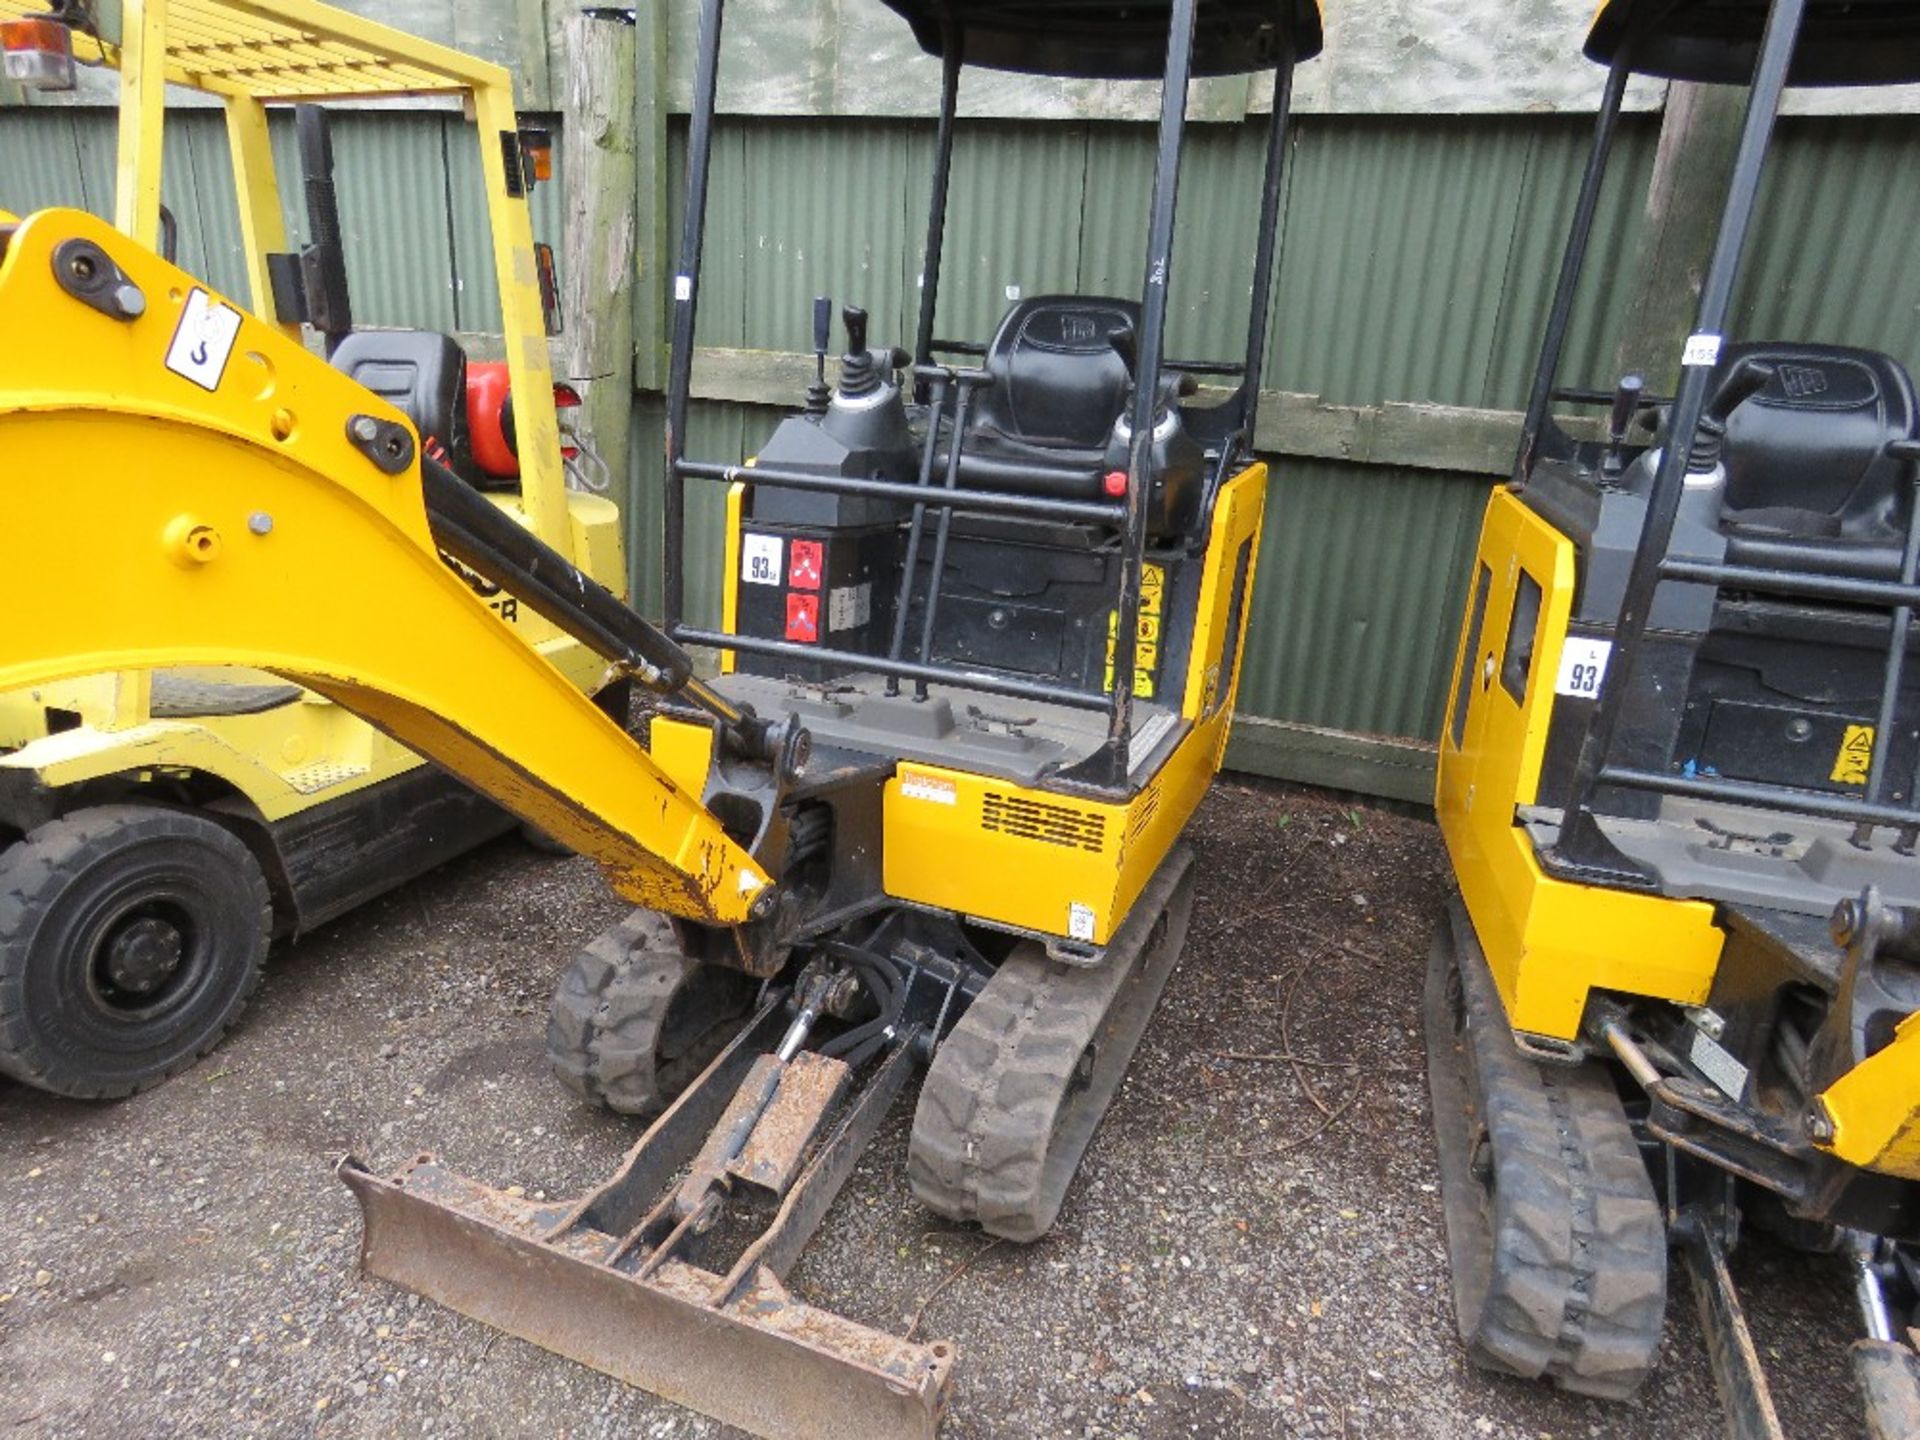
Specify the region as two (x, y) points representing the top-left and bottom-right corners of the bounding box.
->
(1830, 724), (1875, 786)
(789, 539), (824, 591)
(784, 592), (820, 643)
(165, 289), (244, 392)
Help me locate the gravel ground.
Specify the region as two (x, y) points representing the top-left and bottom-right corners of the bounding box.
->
(0, 778), (1869, 1438)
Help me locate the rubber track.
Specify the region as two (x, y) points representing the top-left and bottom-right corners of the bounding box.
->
(547, 909), (686, 1115)
(1424, 894), (1668, 1400)
(910, 846), (1195, 1243)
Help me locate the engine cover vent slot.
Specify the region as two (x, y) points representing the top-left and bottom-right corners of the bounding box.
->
(981, 792), (1106, 852)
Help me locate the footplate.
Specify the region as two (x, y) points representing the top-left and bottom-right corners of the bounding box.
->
(339, 994), (952, 1440)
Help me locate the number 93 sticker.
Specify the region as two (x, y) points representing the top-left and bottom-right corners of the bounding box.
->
(1555, 636), (1612, 698)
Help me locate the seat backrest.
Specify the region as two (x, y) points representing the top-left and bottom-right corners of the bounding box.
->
(1718, 341), (1917, 540)
(331, 330), (476, 483)
(969, 295), (1140, 452)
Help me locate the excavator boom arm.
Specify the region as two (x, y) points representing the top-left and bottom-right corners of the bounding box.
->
(0, 208), (769, 926)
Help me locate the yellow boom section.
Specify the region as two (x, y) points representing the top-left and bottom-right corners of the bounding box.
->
(0, 208), (767, 926)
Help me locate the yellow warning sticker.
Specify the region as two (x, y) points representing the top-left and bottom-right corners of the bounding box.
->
(1105, 564), (1166, 700)
(1831, 724), (1875, 786)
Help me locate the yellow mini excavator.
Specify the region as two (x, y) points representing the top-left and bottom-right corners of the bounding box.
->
(1, 0), (1320, 1433)
(0, 0), (626, 1098)
(1431, 2), (1920, 1436)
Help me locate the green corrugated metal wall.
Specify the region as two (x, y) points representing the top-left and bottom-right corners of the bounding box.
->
(7, 106), (1920, 795)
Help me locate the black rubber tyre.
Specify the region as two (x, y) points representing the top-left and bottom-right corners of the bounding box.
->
(0, 805), (272, 1099)
(1424, 897), (1669, 1401)
(547, 909), (757, 1115)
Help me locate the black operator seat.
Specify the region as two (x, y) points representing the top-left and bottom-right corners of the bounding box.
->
(330, 330), (480, 486)
(956, 295), (1203, 536)
(1716, 341), (1919, 578)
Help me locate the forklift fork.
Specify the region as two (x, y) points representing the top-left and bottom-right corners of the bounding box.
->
(340, 990), (953, 1440)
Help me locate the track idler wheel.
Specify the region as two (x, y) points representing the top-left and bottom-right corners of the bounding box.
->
(909, 846), (1195, 1242)
(547, 909), (758, 1115)
(1424, 895), (1669, 1400)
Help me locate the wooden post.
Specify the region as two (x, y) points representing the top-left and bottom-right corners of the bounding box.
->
(1611, 80), (1750, 388)
(632, 0), (671, 395)
(561, 9), (638, 554)
(629, 0), (672, 613)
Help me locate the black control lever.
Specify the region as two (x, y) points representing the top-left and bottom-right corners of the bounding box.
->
(1687, 358), (1775, 474)
(842, 304), (868, 360)
(1601, 371), (1644, 480)
(805, 294), (832, 417)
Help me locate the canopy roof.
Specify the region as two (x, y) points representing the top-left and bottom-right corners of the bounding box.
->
(1586, 0), (1920, 86)
(0, 0), (507, 101)
(876, 0), (1322, 79)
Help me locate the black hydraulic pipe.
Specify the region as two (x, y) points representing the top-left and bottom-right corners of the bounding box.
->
(1106, 0), (1199, 775)
(671, 626), (1109, 711)
(1237, 41), (1296, 443)
(661, 0), (727, 632)
(674, 459), (1125, 526)
(913, 29), (963, 396)
(1554, 0), (1807, 862)
(421, 461), (756, 740)
(1516, 55), (1631, 479)
(913, 385), (974, 699)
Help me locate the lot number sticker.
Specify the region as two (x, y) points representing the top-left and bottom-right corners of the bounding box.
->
(741, 534), (783, 586)
(165, 289), (244, 392)
(1555, 637), (1612, 698)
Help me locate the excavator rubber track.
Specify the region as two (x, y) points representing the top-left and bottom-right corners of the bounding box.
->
(1424, 892), (1669, 1400)
(910, 844), (1196, 1240)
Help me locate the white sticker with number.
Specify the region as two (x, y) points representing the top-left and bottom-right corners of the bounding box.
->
(1068, 902), (1096, 943)
(740, 534), (782, 586)
(1682, 332), (1723, 368)
(1555, 637), (1612, 698)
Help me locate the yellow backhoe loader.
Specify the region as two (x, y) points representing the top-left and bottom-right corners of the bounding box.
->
(1, 0), (1320, 1433)
(0, 0), (625, 1098)
(1430, 3), (1920, 1436)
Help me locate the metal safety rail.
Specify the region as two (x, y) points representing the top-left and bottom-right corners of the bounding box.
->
(653, 0), (1304, 789)
(670, 364), (1128, 716)
(1522, 0), (1920, 872)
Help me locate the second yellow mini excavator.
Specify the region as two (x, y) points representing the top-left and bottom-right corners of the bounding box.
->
(0, 0), (1321, 1433)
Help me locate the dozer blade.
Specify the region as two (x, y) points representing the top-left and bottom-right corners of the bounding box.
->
(339, 994), (953, 1440)
(1854, 1339), (1920, 1440)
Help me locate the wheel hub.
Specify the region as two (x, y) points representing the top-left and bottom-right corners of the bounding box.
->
(102, 915), (185, 994)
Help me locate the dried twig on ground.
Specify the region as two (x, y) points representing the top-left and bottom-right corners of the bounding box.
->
(904, 1236), (1007, 1341)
